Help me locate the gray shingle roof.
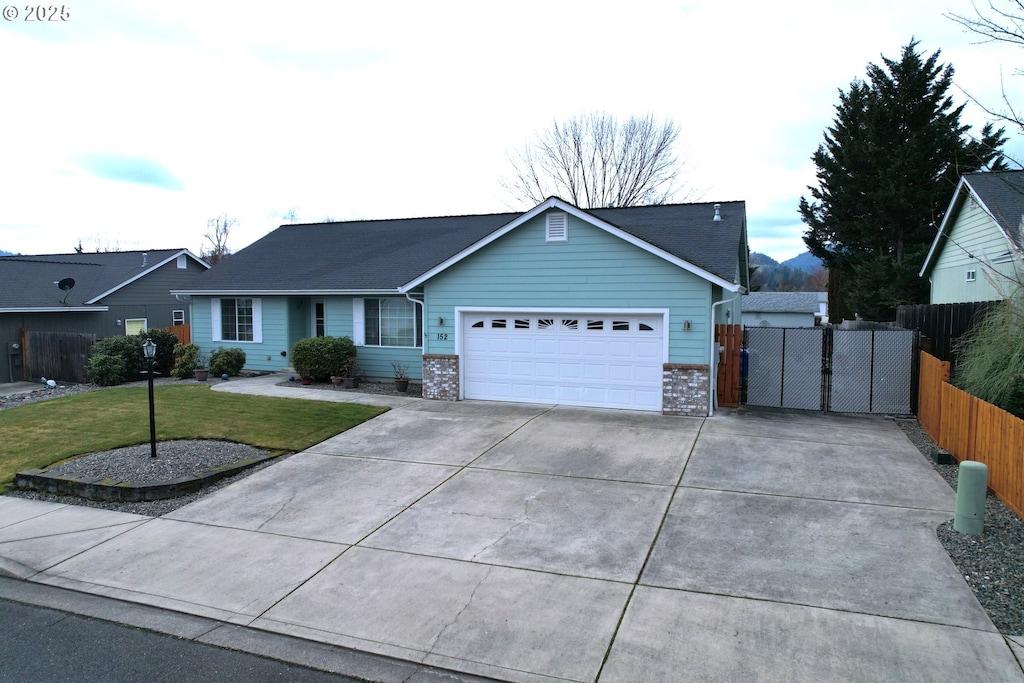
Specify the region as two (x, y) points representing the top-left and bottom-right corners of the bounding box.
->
(179, 200), (747, 293)
(0, 250), (197, 309)
(741, 291), (825, 313)
(965, 170), (1024, 251)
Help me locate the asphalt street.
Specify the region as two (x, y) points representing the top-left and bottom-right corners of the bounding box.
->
(0, 597), (361, 683)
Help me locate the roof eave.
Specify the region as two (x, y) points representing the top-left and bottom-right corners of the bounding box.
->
(170, 288), (403, 297)
(0, 306), (109, 313)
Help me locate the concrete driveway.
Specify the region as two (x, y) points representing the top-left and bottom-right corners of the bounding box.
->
(1, 381), (1021, 682)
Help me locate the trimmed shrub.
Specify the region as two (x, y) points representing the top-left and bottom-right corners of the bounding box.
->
(290, 336), (356, 382)
(209, 347), (246, 377)
(172, 343), (200, 379)
(86, 336), (142, 386)
(85, 351), (131, 386)
(138, 329), (178, 376)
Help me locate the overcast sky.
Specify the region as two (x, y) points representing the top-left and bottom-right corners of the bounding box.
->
(2, 0), (1022, 262)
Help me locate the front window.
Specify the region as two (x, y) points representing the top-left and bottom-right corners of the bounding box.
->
(364, 298), (422, 347)
(221, 298), (254, 341)
(314, 300), (325, 337)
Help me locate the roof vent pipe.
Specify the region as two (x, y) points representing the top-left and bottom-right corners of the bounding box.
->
(713, 204), (722, 221)
(141, 252), (148, 267)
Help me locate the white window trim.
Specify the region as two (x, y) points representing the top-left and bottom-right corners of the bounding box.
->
(176, 254), (187, 269)
(172, 310), (185, 325)
(353, 298), (365, 345)
(312, 298), (325, 337)
(966, 269), (977, 282)
(356, 297), (422, 348)
(124, 318), (148, 335)
(211, 297), (262, 343)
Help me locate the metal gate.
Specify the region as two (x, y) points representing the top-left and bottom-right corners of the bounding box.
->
(745, 327), (918, 414)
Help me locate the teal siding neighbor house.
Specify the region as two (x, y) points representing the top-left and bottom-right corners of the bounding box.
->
(921, 171), (1024, 303)
(173, 198), (748, 415)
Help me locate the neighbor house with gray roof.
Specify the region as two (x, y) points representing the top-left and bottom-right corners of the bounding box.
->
(741, 291), (827, 327)
(173, 197), (748, 416)
(0, 249), (209, 381)
(920, 170), (1024, 303)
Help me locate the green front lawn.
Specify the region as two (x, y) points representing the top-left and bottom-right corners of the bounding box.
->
(0, 385), (388, 490)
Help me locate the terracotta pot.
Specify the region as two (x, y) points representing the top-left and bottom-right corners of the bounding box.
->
(332, 377), (343, 386)
(301, 377), (313, 385)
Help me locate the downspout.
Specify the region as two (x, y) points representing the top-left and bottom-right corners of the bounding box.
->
(708, 288), (744, 417)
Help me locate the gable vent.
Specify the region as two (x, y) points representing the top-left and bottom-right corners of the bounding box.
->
(546, 212), (568, 242)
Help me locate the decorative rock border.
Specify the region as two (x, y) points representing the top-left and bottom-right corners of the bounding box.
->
(12, 454), (278, 503)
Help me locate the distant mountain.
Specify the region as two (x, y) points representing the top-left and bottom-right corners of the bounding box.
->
(749, 251), (826, 292)
(749, 252), (779, 267)
(782, 251), (824, 273)
(0, 249), (13, 256)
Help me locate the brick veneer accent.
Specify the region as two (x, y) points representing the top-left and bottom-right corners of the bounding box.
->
(423, 354), (460, 401)
(662, 363), (710, 417)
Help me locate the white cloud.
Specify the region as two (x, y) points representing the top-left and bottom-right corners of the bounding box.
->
(1, 0), (1022, 262)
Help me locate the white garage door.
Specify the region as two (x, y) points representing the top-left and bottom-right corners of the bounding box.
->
(462, 312), (665, 411)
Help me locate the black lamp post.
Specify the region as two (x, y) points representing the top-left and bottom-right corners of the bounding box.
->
(143, 337), (157, 459)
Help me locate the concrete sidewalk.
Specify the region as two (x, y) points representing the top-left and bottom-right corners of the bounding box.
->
(1, 374), (1021, 682)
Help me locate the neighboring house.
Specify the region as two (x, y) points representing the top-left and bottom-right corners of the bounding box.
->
(741, 291), (827, 327)
(173, 198), (748, 416)
(920, 170), (1024, 303)
(0, 249), (210, 381)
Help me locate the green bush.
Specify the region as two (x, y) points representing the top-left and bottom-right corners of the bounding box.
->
(85, 352), (131, 386)
(172, 343), (200, 379)
(86, 336), (142, 385)
(209, 347), (246, 376)
(290, 336), (356, 382)
(138, 329), (178, 376)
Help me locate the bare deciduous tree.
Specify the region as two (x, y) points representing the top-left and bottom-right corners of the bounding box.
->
(503, 113), (697, 209)
(947, 1), (1024, 135)
(202, 214), (236, 266)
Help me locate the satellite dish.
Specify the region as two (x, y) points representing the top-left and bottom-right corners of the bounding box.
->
(57, 277), (75, 304)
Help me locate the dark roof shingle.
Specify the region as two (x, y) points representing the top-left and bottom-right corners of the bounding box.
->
(181, 200), (746, 293)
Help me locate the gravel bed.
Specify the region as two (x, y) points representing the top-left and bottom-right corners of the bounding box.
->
(895, 417), (1024, 636)
(5, 450), (288, 517)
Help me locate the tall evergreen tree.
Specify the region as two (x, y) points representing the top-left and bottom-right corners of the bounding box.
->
(800, 41), (1007, 321)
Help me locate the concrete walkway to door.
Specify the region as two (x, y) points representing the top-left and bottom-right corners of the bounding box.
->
(0, 374), (1021, 682)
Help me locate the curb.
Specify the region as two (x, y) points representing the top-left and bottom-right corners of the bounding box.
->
(12, 454), (278, 503)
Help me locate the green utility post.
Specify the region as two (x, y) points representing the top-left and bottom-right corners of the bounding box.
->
(953, 461), (988, 535)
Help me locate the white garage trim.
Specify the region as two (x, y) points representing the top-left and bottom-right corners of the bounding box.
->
(456, 307), (669, 411)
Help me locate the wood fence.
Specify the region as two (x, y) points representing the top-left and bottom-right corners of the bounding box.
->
(21, 329), (96, 384)
(715, 324), (741, 408)
(163, 324), (191, 344)
(918, 350), (1024, 518)
(897, 302), (995, 362)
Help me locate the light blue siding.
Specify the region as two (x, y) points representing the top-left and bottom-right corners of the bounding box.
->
(423, 212), (717, 365)
(192, 296), (291, 372)
(193, 295), (424, 378)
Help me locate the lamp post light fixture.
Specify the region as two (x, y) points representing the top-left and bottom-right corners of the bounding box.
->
(142, 337), (158, 459)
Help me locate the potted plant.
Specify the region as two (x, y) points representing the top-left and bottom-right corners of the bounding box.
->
(391, 361), (410, 392)
(338, 357), (361, 388)
(193, 352), (209, 381)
